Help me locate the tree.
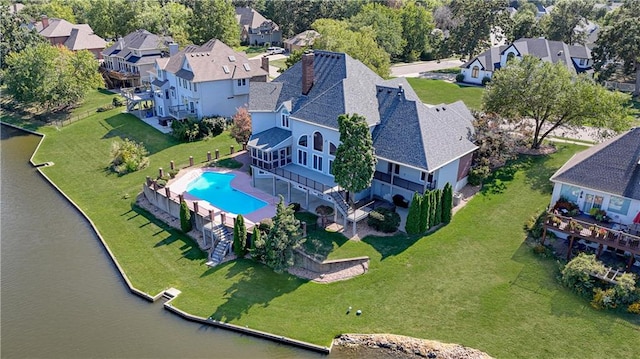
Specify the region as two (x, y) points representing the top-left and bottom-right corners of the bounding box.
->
(434, 189), (443, 226)
(186, 0), (239, 46)
(21, 0), (77, 23)
(264, 196), (304, 273)
(419, 191), (430, 232)
(230, 107), (252, 145)
(263, 0), (361, 38)
(507, 4), (542, 42)
(278, 48), (305, 73)
(233, 214), (247, 257)
(405, 192), (422, 235)
(400, 1), (433, 62)
(313, 19), (391, 78)
(250, 225), (265, 262)
(429, 188), (437, 229)
(110, 138), (150, 174)
(84, 0), (135, 38)
(4, 44), (104, 112)
(0, 5), (47, 70)
(332, 113), (377, 205)
(592, 0), (640, 96)
(349, 3), (406, 59)
(442, 183), (453, 224)
(483, 55), (632, 149)
(541, 0), (594, 45)
(180, 200), (192, 232)
(448, 0), (509, 59)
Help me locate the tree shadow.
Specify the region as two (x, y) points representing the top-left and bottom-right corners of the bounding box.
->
(362, 232), (421, 260)
(102, 113), (179, 154)
(521, 154), (557, 194)
(131, 205), (205, 261)
(209, 259), (307, 322)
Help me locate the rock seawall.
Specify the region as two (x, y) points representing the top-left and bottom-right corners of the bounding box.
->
(334, 334), (493, 359)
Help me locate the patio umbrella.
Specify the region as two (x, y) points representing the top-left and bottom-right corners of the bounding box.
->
(633, 211), (640, 224)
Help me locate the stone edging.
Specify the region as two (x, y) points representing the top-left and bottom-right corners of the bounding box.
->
(1, 121), (331, 354)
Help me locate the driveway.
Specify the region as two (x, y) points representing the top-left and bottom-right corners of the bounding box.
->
(391, 58), (465, 78)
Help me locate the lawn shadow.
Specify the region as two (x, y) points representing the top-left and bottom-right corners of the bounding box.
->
(132, 204), (205, 261)
(102, 113), (179, 154)
(296, 212), (350, 261)
(521, 154), (557, 194)
(362, 232), (421, 260)
(209, 259), (307, 322)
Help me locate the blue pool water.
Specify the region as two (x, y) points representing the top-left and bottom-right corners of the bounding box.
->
(186, 172), (267, 215)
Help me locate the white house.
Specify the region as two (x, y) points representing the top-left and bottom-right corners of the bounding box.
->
(248, 50), (477, 230)
(150, 39), (268, 120)
(460, 38), (593, 85)
(102, 29), (172, 88)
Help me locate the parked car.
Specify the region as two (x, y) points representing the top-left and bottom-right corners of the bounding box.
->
(267, 46), (285, 55)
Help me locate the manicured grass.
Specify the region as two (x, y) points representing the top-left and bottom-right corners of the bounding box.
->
(270, 58), (287, 70)
(407, 78), (484, 110)
(236, 45), (267, 56)
(9, 91), (640, 357)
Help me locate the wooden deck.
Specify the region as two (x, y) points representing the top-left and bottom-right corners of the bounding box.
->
(542, 213), (640, 271)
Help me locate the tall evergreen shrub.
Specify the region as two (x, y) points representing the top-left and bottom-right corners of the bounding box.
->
(442, 183), (453, 224)
(233, 214), (247, 257)
(405, 192), (422, 234)
(420, 191), (430, 232)
(434, 189), (443, 225)
(179, 200), (192, 232)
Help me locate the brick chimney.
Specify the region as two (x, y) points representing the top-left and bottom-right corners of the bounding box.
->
(301, 51), (314, 95)
(261, 55), (269, 73)
(41, 15), (49, 29)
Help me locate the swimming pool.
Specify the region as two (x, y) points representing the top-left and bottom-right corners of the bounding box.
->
(186, 172), (267, 215)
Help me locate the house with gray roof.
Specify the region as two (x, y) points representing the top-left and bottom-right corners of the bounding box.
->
(235, 7), (282, 46)
(460, 37), (592, 85)
(549, 128), (640, 226)
(248, 50), (477, 230)
(102, 29), (172, 88)
(150, 38), (268, 120)
(35, 16), (106, 59)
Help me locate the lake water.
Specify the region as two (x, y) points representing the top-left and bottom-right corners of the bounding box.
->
(1, 124), (354, 359)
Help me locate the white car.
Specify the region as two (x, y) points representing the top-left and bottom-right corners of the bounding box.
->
(267, 47), (285, 55)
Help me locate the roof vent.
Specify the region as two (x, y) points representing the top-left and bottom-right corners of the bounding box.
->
(436, 108), (440, 112)
(557, 50), (563, 56)
(228, 55), (236, 62)
(222, 65), (230, 74)
(243, 63), (251, 71)
(206, 53), (210, 56)
(442, 107), (446, 111)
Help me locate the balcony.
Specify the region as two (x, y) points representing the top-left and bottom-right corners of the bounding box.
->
(374, 171), (434, 193)
(168, 105), (196, 120)
(543, 212), (640, 270)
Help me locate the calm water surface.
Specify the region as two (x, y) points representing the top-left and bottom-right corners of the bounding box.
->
(1, 125), (358, 359)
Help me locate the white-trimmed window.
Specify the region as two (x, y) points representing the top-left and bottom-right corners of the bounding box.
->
(281, 113), (289, 128)
(471, 66), (479, 78)
(298, 135), (308, 147)
(297, 149), (307, 166)
(313, 154), (322, 171)
(313, 132), (323, 152)
(608, 196), (631, 215)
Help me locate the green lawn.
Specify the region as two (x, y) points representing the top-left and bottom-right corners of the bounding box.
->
(407, 78), (485, 110)
(4, 90), (639, 357)
(270, 58), (287, 70)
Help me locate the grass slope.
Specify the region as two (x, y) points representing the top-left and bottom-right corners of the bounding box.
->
(6, 91), (639, 357)
(407, 78), (484, 110)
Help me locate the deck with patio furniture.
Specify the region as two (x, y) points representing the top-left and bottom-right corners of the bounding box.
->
(542, 212), (640, 271)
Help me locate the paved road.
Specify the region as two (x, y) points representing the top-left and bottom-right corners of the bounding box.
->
(390, 58), (465, 78)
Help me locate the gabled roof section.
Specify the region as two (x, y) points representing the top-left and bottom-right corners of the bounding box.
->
(372, 82), (477, 171)
(63, 27), (106, 50)
(284, 30), (320, 48)
(160, 39), (267, 83)
(103, 29), (172, 57)
(39, 18), (92, 38)
(461, 45), (504, 70)
(551, 128), (640, 200)
(250, 82), (283, 112)
(248, 127), (292, 151)
(235, 7), (279, 32)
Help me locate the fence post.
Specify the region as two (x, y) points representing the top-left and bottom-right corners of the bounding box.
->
(207, 151), (212, 161)
(159, 167), (164, 178)
(230, 145), (234, 154)
(189, 156), (194, 167)
(170, 160), (175, 170)
(215, 149), (219, 159)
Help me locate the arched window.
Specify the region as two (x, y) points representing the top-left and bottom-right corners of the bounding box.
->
(313, 132), (323, 152)
(507, 52), (515, 62)
(329, 142), (337, 156)
(298, 135), (308, 147)
(471, 66), (479, 78)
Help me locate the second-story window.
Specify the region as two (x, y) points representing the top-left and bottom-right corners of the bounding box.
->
(281, 114), (289, 128)
(193, 83), (197, 92)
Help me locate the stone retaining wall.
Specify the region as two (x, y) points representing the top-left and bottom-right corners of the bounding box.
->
(294, 249), (369, 274)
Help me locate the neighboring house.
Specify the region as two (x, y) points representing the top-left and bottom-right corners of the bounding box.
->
(549, 128), (640, 227)
(150, 39), (269, 120)
(235, 7), (282, 46)
(248, 50), (477, 230)
(283, 30), (320, 52)
(34, 16), (106, 59)
(102, 29), (172, 88)
(460, 37), (593, 85)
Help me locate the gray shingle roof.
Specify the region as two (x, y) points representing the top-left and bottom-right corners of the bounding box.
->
(551, 128), (640, 200)
(250, 50), (477, 171)
(235, 7), (279, 32)
(103, 30), (172, 57)
(462, 38), (592, 72)
(248, 127), (292, 151)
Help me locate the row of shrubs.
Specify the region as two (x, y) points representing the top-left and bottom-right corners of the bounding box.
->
(561, 253), (640, 314)
(405, 183), (453, 235)
(367, 207), (401, 233)
(171, 116), (228, 142)
(455, 73), (491, 85)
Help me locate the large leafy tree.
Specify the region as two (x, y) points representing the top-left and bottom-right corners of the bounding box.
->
(332, 113), (377, 205)
(4, 44), (103, 112)
(230, 107), (252, 144)
(313, 19), (390, 78)
(0, 5), (47, 70)
(592, 0), (640, 96)
(185, 0), (240, 46)
(263, 0), (362, 38)
(350, 3), (406, 59)
(506, 3), (542, 42)
(483, 55), (632, 149)
(264, 196), (304, 273)
(21, 0), (77, 23)
(400, 0), (434, 62)
(540, 0), (594, 45)
(84, 0), (136, 38)
(448, 0), (509, 59)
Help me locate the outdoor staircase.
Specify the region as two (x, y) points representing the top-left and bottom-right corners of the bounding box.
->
(329, 190), (352, 216)
(99, 67), (114, 89)
(206, 225), (233, 267)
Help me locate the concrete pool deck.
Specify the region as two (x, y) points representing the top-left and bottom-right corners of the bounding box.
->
(167, 167), (277, 225)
